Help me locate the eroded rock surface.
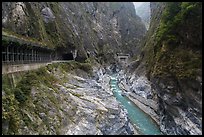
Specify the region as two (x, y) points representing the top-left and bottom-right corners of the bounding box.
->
(2, 63), (136, 135)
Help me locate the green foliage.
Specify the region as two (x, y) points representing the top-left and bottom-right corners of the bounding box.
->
(146, 2), (202, 81)
(78, 63), (92, 73)
(181, 2), (191, 9)
(85, 57), (98, 66)
(156, 2), (201, 43)
(181, 2), (199, 13)
(152, 47), (201, 79)
(162, 2), (181, 23)
(54, 61), (93, 75)
(14, 88), (28, 104)
(12, 67), (57, 104)
(14, 72), (37, 104)
(2, 92), (20, 135)
(22, 114), (32, 127)
(35, 67), (57, 88)
(2, 75), (15, 121)
(50, 2), (60, 14)
(2, 29), (48, 48)
(156, 2), (201, 46)
(45, 22), (56, 35)
(156, 2), (182, 42)
(71, 92), (82, 98)
(2, 38), (10, 46)
(180, 2), (201, 20)
(2, 75), (13, 92)
(2, 66), (59, 134)
(2, 60), (94, 134)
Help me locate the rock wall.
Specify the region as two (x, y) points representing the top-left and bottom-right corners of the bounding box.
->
(2, 2), (146, 63)
(2, 2), (202, 135)
(127, 2), (202, 135)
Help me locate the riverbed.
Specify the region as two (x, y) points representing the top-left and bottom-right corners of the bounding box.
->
(110, 74), (162, 135)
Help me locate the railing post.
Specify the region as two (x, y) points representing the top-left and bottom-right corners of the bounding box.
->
(6, 46), (9, 64)
(39, 51), (41, 62)
(30, 48), (32, 63)
(17, 47), (19, 64)
(32, 48), (33, 63)
(25, 48), (27, 64)
(19, 47), (25, 64)
(12, 46), (14, 64)
(20, 48), (22, 64)
(35, 49), (37, 62)
(19, 47), (22, 64)
(16, 47), (19, 64)
(33, 49), (36, 62)
(29, 48), (31, 64)
(36, 51), (40, 62)
(2, 46), (6, 64)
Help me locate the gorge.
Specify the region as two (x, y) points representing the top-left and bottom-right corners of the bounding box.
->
(2, 2), (202, 135)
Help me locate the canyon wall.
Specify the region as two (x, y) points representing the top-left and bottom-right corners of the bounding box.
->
(128, 2), (202, 135)
(2, 2), (146, 63)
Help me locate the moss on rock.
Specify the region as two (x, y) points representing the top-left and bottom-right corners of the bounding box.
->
(145, 2), (202, 82)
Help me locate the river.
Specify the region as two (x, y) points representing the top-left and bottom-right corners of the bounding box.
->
(110, 74), (162, 135)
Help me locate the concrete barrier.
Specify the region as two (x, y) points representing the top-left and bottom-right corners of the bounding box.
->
(2, 60), (72, 74)
(2, 62), (51, 74)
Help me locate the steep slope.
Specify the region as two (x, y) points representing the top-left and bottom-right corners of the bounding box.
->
(135, 2), (202, 135)
(2, 2), (202, 135)
(2, 2), (146, 63)
(2, 62), (136, 135)
(2, 2), (146, 135)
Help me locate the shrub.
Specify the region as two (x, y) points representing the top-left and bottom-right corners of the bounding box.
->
(78, 63), (92, 72)
(14, 88), (28, 104)
(2, 94), (20, 135)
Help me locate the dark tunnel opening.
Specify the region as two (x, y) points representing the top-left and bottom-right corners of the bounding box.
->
(62, 53), (74, 60)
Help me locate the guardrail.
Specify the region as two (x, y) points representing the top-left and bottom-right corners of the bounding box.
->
(2, 60), (74, 74)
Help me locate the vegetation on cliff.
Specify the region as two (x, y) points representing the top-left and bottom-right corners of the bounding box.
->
(2, 2), (146, 63)
(2, 2), (202, 135)
(146, 2), (202, 81)
(2, 61), (93, 135)
(136, 3), (202, 135)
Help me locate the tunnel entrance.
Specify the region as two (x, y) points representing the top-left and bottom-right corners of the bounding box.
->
(62, 53), (74, 60)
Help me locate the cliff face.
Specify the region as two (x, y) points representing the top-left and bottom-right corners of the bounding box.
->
(139, 2), (202, 135)
(135, 2), (150, 30)
(2, 2), (202, 135)
(2, 2), (146, 135)
(2, 2), (146, 62)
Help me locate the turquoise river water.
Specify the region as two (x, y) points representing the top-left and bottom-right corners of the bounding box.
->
(110, 74), (162, 135)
